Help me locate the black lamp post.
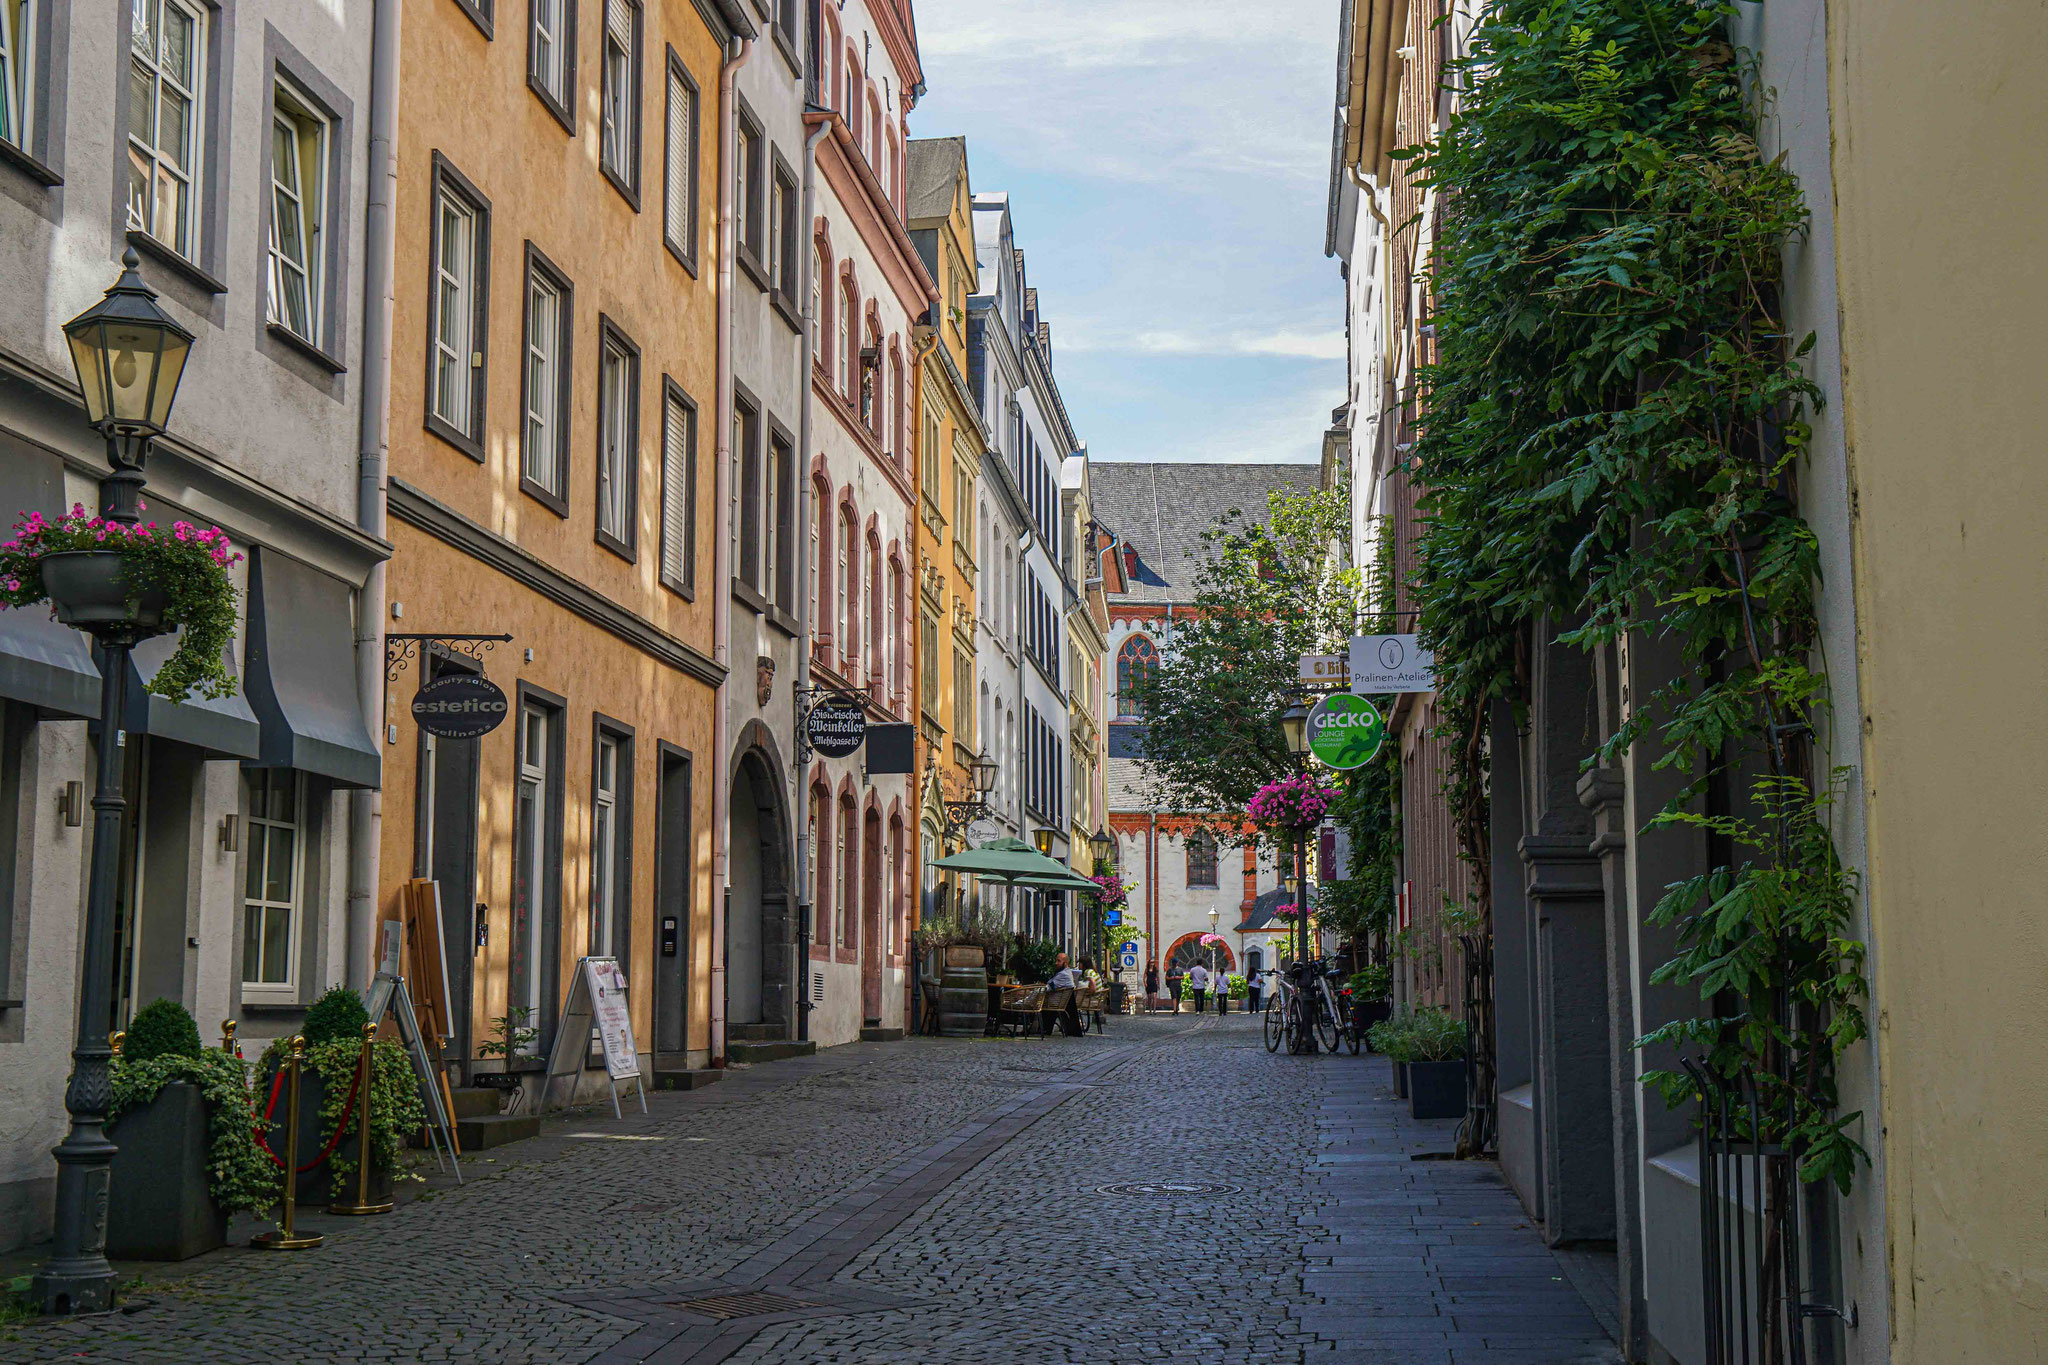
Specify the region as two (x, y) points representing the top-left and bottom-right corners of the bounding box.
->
(1279, 697), (1314, 969)
(1087, 826), (1113, 970)
(34, 250), (193, 1315)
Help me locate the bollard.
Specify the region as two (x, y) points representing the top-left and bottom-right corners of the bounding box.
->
(221, 1019), (241, 1057)
(251, 1037), (324, 1250)
(110, 1030), (125, 1057)
(329, 1024), (392, 1216)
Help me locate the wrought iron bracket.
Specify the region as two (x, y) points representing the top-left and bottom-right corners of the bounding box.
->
(385, 633), (513, 685)
(1799, 1301), (1858, 1329)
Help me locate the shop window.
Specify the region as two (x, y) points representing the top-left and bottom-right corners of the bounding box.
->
(241, 770), (304, 993)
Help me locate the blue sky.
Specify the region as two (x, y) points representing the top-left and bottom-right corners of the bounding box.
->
(908, 0), (1343, 465)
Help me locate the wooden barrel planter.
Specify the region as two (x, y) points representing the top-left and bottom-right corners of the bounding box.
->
(937, 946), (988, 1037)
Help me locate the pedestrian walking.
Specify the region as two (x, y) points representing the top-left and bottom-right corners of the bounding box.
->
(1189, 962), (1210, 1013)
(1247, 967), (1264, 1015)
(1145, 963), (1160, 1013)
(1216, 970), (1230, 1016)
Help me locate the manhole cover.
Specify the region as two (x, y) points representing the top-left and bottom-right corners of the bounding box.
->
(663, 1290), (814, 1320)
(1095, 1181), (1242, 1198)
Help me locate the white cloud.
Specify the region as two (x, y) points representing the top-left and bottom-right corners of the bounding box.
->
(1061, 325), (1346, 362)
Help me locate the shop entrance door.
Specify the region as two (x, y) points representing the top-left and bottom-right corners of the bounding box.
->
(416, 658), (482, 1068)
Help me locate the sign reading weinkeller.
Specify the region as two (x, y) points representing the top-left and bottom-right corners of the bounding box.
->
(411, 674), (510, 739)
(1307, 693), (1385, 770)
(806, 697), (867, 758)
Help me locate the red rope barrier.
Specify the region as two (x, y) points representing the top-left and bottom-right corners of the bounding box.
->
(251, 1056), (364, 1173)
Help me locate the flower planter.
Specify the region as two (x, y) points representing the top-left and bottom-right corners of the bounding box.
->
(1408, 1059), (1467, 1121)
(1391, 1059), (1408, 1098)
(38, 549), (170, 631)
(106, 1081), (227, 1261)
(1354, 1000), (1393, 1047)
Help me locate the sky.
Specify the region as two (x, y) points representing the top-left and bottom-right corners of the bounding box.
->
(907, 0), (1344, 466)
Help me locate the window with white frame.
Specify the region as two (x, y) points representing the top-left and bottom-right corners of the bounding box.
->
(811, 245), (825, 364)
(127, 0), (207, 257)
(2, 0), (37, 151)
(267, 82), (328, 341)
(660, 380), (696, 593)
(663, 52), (697, 267)
(428, 163), (487, 446)
(597, 321), (638, 554)
(522, 253), (570, 504)
(530, 0), (571, 116)
(600, 0), (639, 193)
(241, 770), (303, 991)
(591, 732), (621, 957)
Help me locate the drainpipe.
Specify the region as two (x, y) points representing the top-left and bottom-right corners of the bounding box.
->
(347, 0), (401, 992)
(711, 33), (753, 1066)
(793, 113), (830, 1043)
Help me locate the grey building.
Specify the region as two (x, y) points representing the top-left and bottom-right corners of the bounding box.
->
(0, 0), (387, 1248)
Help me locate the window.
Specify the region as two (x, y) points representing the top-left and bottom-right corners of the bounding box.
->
(839, 506), (858, 674)
(920, 613), (938, 717)
(954, 648), (973, 745)
(521, 248), (572, 509)
(1, 0), (35, 151)
(921, 400), (941, 508)
(735, 106), (763, 266)
(1116, 634), (1157, 717)
(1186, 829), (1218, 888)
(770, 158), (798, 298)
(811, 785), (830, 944)
(888, 348), (904, 466)
(596, 318), (639, 557)
(734, 389), (761, 590)
(953, 462), (974, 562)
(840, 281), (857, 398)
(839, 797), (857, 949)
(887, 559), (903, 702)
(859, 326), (878, 432)
(127, 0), (206, 257)
(810, 479), (827, 653)
(867, 540), (882, 689)
(660, 378), (697, 594)
(767, 425), (794, 610)
(426, 157), (490, 456)
(266, 82), (328, 342)
(590, 727), (629, 960)
(812, 244), (829, 368)
(663, 50), (698, 269)
(599, 0), (641, 201)
(529, 0), (574, 127)
(241, 770), (303, 991)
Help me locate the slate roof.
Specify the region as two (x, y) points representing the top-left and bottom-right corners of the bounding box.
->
(906, 137), (965, 223)
(1091, 462), (1321, 606)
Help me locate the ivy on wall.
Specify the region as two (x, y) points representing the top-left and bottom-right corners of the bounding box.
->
(1398, 0), (1867, 1190)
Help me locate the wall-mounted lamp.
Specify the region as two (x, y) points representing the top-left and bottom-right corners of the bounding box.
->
(218, 813), (239, 853)
(57, 781), (84, 828)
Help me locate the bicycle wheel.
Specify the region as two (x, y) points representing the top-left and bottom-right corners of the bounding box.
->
(1263, 994), (1285, 1052)
(1289, 998), (1315, 1054)
(1346, 1018), (1363, 1055)
(1313, 990), (1341, 1054)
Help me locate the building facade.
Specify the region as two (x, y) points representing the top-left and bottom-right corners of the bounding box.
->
(0, 0), (385, 1247)
(801, 0), (930, 1047)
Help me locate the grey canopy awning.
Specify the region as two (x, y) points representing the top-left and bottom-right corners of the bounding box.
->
(242, 547), (379, 788)
(0, 443), (100, 718)
(122, 631), (261, 760)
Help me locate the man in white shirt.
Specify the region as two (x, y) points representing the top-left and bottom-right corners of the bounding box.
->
(1188, 962), (1211, 1013)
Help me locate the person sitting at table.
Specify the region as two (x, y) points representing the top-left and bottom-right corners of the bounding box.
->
(1042, 952), (1086, 1037)
(1080, 956), (1106, 1033)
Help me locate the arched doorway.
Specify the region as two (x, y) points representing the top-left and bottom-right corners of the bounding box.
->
(861, 808), (883, 1023)
(1164, 931), (1235, 976)
(726, 747), (793, 1034)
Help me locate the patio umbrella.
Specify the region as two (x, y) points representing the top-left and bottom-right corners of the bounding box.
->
(928, 837), (1100, 893)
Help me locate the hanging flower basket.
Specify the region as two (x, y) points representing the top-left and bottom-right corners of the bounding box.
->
(1248, 773), (1337, 837)
(0, 505), (241, 701)
(1088, 871), (1129, 908)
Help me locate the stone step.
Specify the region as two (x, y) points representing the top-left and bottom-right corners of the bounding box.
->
(652, 1066), (727, 1091)
(727, 1022), (788, 1042)
(455, 1112), (541, 1151)
(727, 1039), (817, 1065)
(858, 1026), (905, 1042)
(446, 1086), (502, 1120)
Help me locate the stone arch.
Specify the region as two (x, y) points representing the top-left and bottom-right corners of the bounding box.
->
(727, 721), (796, 1034)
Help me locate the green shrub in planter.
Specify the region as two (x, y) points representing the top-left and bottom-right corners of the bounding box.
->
(1347, 965), (1393, 1002)
(1405, 1008), (1469, 1062)
(123, 997), (203, 1063)
(302, 984), (371, 1047)
(1367, 1012), (1414, 1061)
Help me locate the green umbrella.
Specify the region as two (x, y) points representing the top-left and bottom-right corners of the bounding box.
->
(929, 837), (1100, 893)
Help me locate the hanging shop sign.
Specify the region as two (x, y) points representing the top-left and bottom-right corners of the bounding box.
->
(1103, 909), (1123, 927)
(1307, 693), (1385, 770)
(1347, 633), (1436, 695)
(806, 697), (867, 758)
(1297, 653), (1350, 686)
(410, 673), (510, 739)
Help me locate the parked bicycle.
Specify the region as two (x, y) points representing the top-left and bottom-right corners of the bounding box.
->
(1262, 958), (1360, 1055)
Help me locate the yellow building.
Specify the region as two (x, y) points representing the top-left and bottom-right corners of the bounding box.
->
(381, 0), (751, 1093)
(905, 138), (986, 911)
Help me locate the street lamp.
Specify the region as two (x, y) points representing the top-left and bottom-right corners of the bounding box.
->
(1032, 827), (1055, 856)
(1088, 826), (1114, 866)
(1280, 697), (1312, 761)
(1278, 695), (1314, 971)
(36, 251), (193, 1315)
(1087, 827), (1114, 979)
(1208, 908), (1221, 982)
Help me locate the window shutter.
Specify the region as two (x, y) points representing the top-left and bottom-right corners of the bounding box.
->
(662, 391), (693, 589)
(607, 0), (633, 46)
(665, 69), (691, 256)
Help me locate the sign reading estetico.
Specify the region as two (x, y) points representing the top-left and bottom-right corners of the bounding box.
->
(1347, 633), (1437, 695)
(1307, 693), (1385, 769)
(410, 674), (510, 739)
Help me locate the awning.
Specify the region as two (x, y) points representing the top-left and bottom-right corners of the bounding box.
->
(0, 443), (100, 718)
(243, 547), (379, 788)
(122, 632), (261, 759)
(929, 837), (1101, 893)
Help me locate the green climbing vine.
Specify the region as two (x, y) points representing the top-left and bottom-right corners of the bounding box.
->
(1398, 0), (1867, 1190)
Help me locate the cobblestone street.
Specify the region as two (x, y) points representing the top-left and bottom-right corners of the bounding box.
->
(4, 1016), (1620, 1364)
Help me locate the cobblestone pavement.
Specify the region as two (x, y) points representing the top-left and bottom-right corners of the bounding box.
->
(3, 1014), (1620, 1364)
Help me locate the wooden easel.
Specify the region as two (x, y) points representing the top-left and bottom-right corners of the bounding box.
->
(383, 880), (464, 1153)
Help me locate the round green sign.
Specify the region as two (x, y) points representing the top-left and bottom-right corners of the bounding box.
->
(1307, 693), (1385, 769)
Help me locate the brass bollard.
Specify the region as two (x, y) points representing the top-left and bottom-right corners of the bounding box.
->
(221, 1018), (241, 1057)
(251, 1036), (323, 1250)
(109, 1030), (125, 1056)
(329, 1024), (392, 1216)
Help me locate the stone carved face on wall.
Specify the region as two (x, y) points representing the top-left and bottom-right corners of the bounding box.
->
(756, 655), (776, 707)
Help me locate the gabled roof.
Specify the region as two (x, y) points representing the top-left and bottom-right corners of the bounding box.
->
(907, 136), (967, 223)
(1091, 462), (1321, 605)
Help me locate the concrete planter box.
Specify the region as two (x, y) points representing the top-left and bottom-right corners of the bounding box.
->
(106, 1081), (227, 1261)
(1354, 1000), (1392, 1046)
(1391, 1059), (1408, 1098)
(1408, 1059), (1467, 1121)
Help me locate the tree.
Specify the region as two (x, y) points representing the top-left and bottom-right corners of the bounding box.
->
(1126, 483), (1361, 831)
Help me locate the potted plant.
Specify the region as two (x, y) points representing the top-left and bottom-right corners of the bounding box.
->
(0, 505), (241, 702)
(1349, 965), (1394, 1043)
(1248, 774), (1338, 839)
(107, 999), (278, 1259)
(1367, 1012), (1412, 1097)
(259, 986), (425, 1207)
(1404, 1008), (1470, 1121)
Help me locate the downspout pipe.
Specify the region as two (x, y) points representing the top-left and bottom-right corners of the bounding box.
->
(711, 33), (753, 1066)
(348, 0), (401, 991)
(793, 113), (830, 1043)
